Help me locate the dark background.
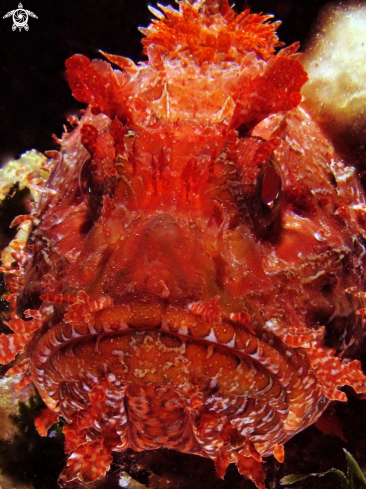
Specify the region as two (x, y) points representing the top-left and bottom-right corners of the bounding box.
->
(0, 0), (334, 165)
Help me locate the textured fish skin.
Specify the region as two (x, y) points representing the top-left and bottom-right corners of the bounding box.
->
(1, 1), (366, 487)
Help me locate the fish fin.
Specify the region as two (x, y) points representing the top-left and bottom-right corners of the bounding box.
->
(315, 402), (347, 442)
(227, 56), (307, 132)
(65, 54), (130, 121)
(215, 446), (231, 479)
(34, 407), (59, 436)
(234, 450), (266, 489)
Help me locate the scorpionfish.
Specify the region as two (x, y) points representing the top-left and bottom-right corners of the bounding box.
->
(1, 0), (366, 487)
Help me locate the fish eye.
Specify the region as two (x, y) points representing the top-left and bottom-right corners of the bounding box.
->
(249, 155), (283, 241)
(261, 164), (281, 208)
(79, 158), (93, 200)
(79, 158), (104, 221)
(79, 157), (117, 222)
(257, 156), (283, 211)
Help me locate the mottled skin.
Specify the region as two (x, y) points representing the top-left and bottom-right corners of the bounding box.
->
(1, 1), (366, 488)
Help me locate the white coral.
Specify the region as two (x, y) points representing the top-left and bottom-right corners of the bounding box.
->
(301, 4), (366, 132)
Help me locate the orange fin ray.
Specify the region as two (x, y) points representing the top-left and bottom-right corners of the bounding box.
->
(226, 56), (308, 131)
(16, 374), (33, 391)
(273, 443), (285, 463)
(34, 407), (60, 436)
(187, 296), (222, 323)
(65, 54), (130, 121)
(0, 332), (31, 364)
(315, 402), (347, 442)
(5, 311), (44, 335)
(60, 440), (113, 483)
(234, 451), (266, 489)
(215, 446), (231, 479)
(307, 342), (366, 400)
(5, 358), (29, 376)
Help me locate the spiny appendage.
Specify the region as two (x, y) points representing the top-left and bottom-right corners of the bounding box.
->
(5, 358), (33, 391)
(0, 152), (51, 371)
(199, 414), (270, 488)
(306, 342), (366, 401)
(60, 439), (114, 484)
(142, 0), (283, 62)
(234, 450), (266, 489)
(187, 297), (256, 335)
(4, 357), (32, 391)
(65, 2), (307, 132)
(5, 357), (29, 376)
(0, 308), (50, 365)
(225, 52), (308, 131)
(34, 406), (60, 436)
(40, 291), (114, 325)
(186, 300), (258, 351)
(35, 379), (123, 482)
(58, 380), (124, 483)
(64, 54), (130, 122)
(56, 377), (269, 485)
(188, 296), (222, 323)
(265, 318), (366, 401)
(35, 385), (116, 483)
(0, 306), (49, 392)
(214, 440), (266, 489)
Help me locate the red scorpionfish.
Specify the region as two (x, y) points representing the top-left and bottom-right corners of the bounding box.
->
(1, 0), (366, 487)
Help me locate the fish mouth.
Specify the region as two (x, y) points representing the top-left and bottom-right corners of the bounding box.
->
(31, 298), (325, 442)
